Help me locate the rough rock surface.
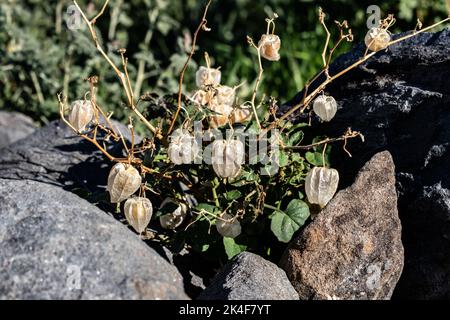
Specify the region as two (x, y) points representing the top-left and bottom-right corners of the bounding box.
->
(283, 29), (450, 299)
(0, 178), (188, 299)
(0, 111), (37, 149)
(198, 252), (298, 300)
(280, 152), (403, 300)
(0, 120), (133, 194)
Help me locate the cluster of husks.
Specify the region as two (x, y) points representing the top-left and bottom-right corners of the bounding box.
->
(192, 63), (251, 128)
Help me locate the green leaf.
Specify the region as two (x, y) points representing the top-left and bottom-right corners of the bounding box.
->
(229, 170), (259, 187)
(278, 151), (290, 167)
(225, 190), (242, 201)
(195, 203), (219, 216)
(223, 237), (247, 260)
(288, 131), (304, 146)
(270, 199), (310, 243)
(305, 151), (324, 166)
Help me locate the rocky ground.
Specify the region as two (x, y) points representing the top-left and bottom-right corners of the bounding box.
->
(0, 29), (449, 300)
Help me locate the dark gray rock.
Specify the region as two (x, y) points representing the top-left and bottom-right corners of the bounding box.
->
(282, 29), (450, 299)
(198, 252), (298, 300)
(0, 120), (134, 194)
(0, 178), (188, 299)
(0, 111), (37, 149)
(280, 152), (403, 300)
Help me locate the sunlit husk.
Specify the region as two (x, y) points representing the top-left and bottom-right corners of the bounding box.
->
(364, 28), (391, 52)
(168, 129), (199, 165)
(216, 213), (242, 238)
(258, 34), (281, 61)
(107, 163), (142, 203)
(209, 103), (233, 128)
(211, 139), (245, 178)
(159, 203), (188, 230)
(231, 107), (252, 124)
(305, 167), (339, 208)
(313, 95), (337, 122)
(124, 197), (153, 233)
(68, 100), (94, 131)
(196, 66), (221, 88)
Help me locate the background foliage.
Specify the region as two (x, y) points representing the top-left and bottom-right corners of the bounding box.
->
(0, 0), (448, 125)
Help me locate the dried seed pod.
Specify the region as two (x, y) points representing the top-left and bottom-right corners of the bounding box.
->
(124, 197), (153, 234)
(211, 139), (245, 179)
(68, 100), (94, 131)
(107, 163), (142, 203)
(305, 167), (339, 208)
(364, 27), (391, 52)
(231, 107), (252, 124)
(196, 66), (221, 88)
(209, 103), (233, 128)
(168, 129), (199, 165)
(192, 89), (211, 106)
(313, 95), (337, 122)
(258, 34), (281, 61)
(216, 213), (242, 238)
(159, 202), (188, 230)
(216, 86), (235, 106)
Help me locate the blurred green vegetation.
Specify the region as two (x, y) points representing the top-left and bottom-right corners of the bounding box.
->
(0, 0), (448, 125)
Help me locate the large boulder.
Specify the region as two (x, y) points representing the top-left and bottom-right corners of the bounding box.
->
(0, 120), (132, 194)
(198, 252), (298, 300)
(283, 29), (450, 299)
(0, 111), (37, 149)
(0, 178), (188, 299)
(280, 151), (403, 300)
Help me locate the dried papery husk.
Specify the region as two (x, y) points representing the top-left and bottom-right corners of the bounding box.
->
(107, 163), (142, 203)
(305, 166), (339, 208)
(231, 107), (252, 124)
(216, 213), (242, 238)
(124, 197), (153, 234)
(196, 66), (221, 88)
(364, 27), (391, 52)
(211, 139), (245, 178)
(68, 100), (94, 131)
(168, 129), (199, 165)
(209, 103), (233, 128)
(159, 202), (188, 230)
(258, 34), (281, 61)
(313, 95), (337, 122)
(216, 86), (235, 106)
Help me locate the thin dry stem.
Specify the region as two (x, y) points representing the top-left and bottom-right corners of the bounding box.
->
(73, 0), (161, 139)
(168, 0), (213, 135)
(265, 15), (450, 134)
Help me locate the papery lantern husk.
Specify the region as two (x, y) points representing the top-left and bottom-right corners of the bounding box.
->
(313, 95), (338, 122)
(159, 202), (188, 230)
(196, 66), (221, 88)
(168, 129), (199, 165)
(364, 27), (391, 52)
(216, 213), (242, 238)
(107, 163), (142, 203)
(69, 100), (94, 131)
(305, 167), (339, 208)
(211, 139), (245, 178)
(209, 103), (233, 128)
(124, 197), (153, 234)
(258, 34), (281, 61)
